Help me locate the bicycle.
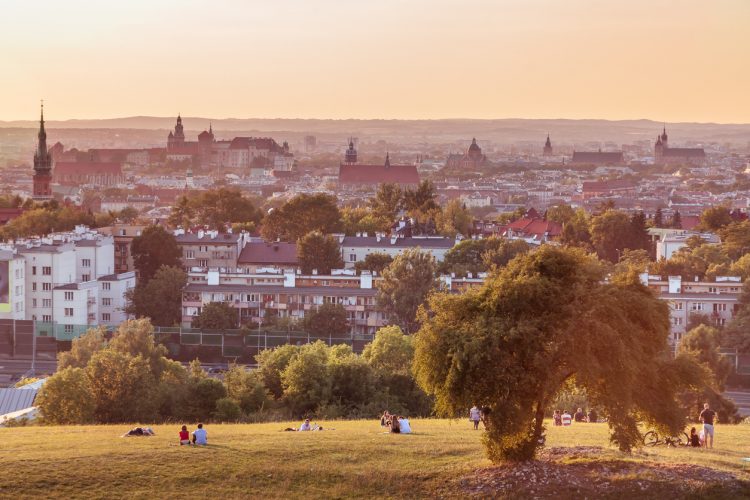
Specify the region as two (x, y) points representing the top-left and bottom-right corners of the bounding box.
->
(642, 429), (689, 447)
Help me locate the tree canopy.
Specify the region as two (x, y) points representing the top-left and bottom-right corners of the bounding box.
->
(126, 266), (187, 327)
(413, 245), (703, 461)
(131, 225), (182, 283)
(192, 302), (238, 330)
(297, 230), (344, 275)
(261, 193), (342, 242)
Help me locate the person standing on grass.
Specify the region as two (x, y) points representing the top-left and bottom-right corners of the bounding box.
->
(469, 405), (481, 430)
(699, 402), (716, 449)
(192, 423), (208, 445)
(553, 410), (562, 426)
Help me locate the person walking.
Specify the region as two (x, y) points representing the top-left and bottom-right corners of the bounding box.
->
(469, 405), (481, 430)
(699, 403), (716, 449)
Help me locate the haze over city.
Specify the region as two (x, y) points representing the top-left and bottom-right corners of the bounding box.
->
(1, 0), (749, 122)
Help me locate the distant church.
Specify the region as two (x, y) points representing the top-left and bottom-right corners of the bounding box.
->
(338, 139), (419, 189)
(543, 134), (553, 156)
(654, 126), (705, 165)
(445, 138), (489, 169)
(32, 103), (53, 200)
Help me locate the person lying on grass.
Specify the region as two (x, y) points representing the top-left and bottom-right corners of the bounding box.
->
(283, 419), (328, 431)
(122, 427), (155, 437)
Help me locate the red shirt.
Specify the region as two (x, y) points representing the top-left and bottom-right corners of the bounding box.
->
(179, 430), (189, 440)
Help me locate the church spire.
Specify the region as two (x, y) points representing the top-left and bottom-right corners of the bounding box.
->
(38, 100), (47, 158)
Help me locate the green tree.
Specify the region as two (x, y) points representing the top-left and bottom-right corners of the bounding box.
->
(261, 193), (341, 242)
(435, 199), (473, 236)
(724, 283), (750, 353)
(361, 325), (413, 375)
(369, 183), (403, 221)
(354, 253), (393, 274)
(719, 221), (750, 260)
(340, 206), (390, 236)
(117, 206), (140, 223)
(377, 248), (438, 333)
(85, 349), (159, 423)
(699, 206), (732, 231)
(36, 367), (95, 424)
(402, 180), (438, 214)
(57, 327), (106, 370)
(255, 344), (300, 398)
(192, 302), (238, 330)
(327, 346), (375, 410)
(126, 266), (187, 326)
(281, 341), (331, 416)
(559, 208), (591, 249)
(413, 245), (703, 461)
(182, 377), (227, 421)
(590, 210), (631, 262)
(224, 365), (270, 413)
(297, 230), (344, 274)
(131, 225), (182, 282)
(214, 397), (242, 421)
(545, 205), (576, 226)
(304, 303), (349, 337)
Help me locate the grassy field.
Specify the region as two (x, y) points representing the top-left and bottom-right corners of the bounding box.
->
(1, 420), (750, 499)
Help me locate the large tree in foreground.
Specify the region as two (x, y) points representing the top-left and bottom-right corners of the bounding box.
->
(413, 246), (703, 461)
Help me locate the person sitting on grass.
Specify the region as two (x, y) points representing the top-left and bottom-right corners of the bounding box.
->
(689, 427), (701, 447)
(380, 411), (390, 428)
(587, 408), (598, 423)
(561, 410), (572, 426)
(398, 416), (411, 434)
(553, 410), (562, 426)
(192, 423), (207, 445)
(299, 419), (312, 431)
(179, 425), (190, 446)
(574, 408), (586, 423)
(390, 415), (401, 434)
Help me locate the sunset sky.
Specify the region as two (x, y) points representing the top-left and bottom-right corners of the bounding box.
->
(1, 0), (748, 122)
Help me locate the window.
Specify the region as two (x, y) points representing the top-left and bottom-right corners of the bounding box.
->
(64, 291), (74, 301)
(64, 325), (74, 334)
(198, 259), (208, 267)
(32, 266), (37, 275)
(673, 302), (683, 310)
(691, 302), (705, 311)
(713, 303), (727, 312)
(43, 299), (51, 307)
(32, 282), (37, 291)
(349, 254), (356, 262)
(82, 274), (90, 282)
(185, 250), (195, 259)
(82, 259), (91, 267)
(42, 315), (52, 322)
(708, 287), (717, 293)
(64, 308), (74, 317)
(102, 282), (111, 291)
(673, 317), (683, 326)
(32, 299), (37, 307)
(42, 266), (51, 275)
(102, 313), (111, 322)
(102, 298), (112, 306)
(43, 283), (52, 291)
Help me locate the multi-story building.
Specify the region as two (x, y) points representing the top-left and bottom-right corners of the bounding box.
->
(18, 243), (77, 323)
(73, 236), (115, 283)
(182, 269), (384, 336)
(642, 274), (742, 345)
(98, 224), (148, 273)
(176, 230), (246, 271)
(655, 231), (721, 260)
(0, 250), (27, 320)
(339, 234), (458, 268)
(237, 241), (299, 273)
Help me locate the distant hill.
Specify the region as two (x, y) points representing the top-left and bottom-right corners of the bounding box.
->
(1, 117), (749, 144)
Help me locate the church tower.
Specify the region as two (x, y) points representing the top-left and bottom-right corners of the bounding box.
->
(344, 138), (357, 164)
(543, 134), (553, 155)
(33, 103), (53, 200)
(168, 114), (186, 150)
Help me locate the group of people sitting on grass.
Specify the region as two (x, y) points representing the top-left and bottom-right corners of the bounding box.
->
(380, 411), (411, 434)
(283, 419), (326, 432)
(179, 423), (208, 445)
(553, 408), (598, 426)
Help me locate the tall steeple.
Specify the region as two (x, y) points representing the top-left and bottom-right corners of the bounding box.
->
(543, 133), (553, 155)
(384, 152), (391, 168)
(32, 101), (53, 199)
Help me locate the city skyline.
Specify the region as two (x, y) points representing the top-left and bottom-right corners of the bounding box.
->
(1, 0), (749, 123)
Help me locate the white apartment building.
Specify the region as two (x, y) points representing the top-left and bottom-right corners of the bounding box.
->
(655, 231), (721, 260)
(18, 243), (77, 323)
(98, 272), (135, 325)
(74, 236), (115, 282)
(0, 250), (27, 320)
(641, 274), (743, 346)
(339, 235), (458, 269)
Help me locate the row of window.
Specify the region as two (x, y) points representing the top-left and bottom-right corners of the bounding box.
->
(672, 302), (731, 312)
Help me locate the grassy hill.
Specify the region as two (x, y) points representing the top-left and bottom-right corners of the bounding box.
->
(2, 420), (750, 499)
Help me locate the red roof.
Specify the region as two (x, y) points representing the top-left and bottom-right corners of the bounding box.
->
(339, 163), (419, 185)
(55, 161), (122, 175)
(506, 217), (562, 238)
(582, 179), (636, 193)
(679, 215), (700, 230)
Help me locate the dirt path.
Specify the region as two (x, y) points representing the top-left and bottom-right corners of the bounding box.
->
(458, 446), (750, 499)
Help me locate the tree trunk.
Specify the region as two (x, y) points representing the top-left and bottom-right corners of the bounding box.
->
(533, 398), (546, 444)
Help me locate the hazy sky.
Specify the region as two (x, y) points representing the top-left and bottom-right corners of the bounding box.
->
(1, 0), (748, 122)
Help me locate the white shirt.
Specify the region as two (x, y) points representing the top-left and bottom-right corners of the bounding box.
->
(299, 422), (311, 431)
(561, 413), (572, 426)
(193, 428), (207, 445)
(399, 418), (411, 434)
(469, 407), (481, 421)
